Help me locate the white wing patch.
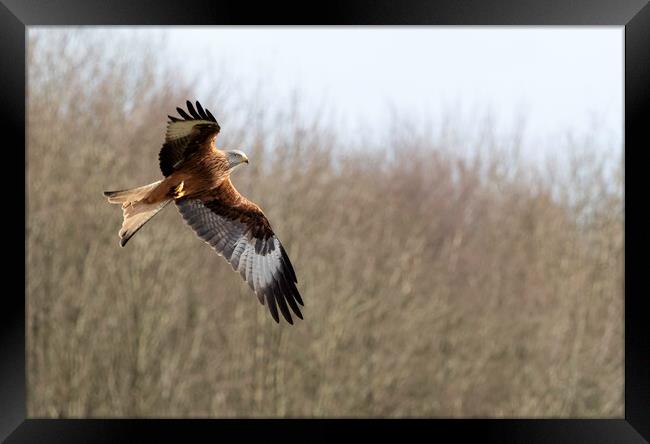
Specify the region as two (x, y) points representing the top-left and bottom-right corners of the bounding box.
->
(165, 120), (214, 141)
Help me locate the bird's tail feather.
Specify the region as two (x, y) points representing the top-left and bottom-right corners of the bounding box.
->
(104, 180), (163, 204)
(104, 180), (170, 247)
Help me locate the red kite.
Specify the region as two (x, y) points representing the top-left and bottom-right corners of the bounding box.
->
(104, 101), (303, 324)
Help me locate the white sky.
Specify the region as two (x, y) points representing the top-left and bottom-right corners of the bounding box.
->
(159, 27), (623, 162)
(147, 28), (624, 163)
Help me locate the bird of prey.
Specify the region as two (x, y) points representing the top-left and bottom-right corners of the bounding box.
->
(104, 101), (303, 324)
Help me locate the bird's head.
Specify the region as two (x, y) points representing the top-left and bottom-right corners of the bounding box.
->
(225, 150), (249, 172)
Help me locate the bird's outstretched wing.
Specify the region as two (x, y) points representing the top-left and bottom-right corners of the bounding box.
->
(159, 100), (221, 177)
(175, 180), (303, 324)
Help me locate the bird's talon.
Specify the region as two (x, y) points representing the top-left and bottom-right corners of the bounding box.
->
(173, 181), (185, 198)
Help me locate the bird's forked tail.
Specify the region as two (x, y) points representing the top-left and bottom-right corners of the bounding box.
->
(103, 180), (170, 247)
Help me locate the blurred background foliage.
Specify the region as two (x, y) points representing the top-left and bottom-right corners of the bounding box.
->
(27, 29), (623, 417)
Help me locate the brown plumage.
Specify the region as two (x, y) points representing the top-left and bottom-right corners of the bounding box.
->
(104, 101), (303, 324)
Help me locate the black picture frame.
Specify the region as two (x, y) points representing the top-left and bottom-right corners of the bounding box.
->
(4, 0), (649, 442)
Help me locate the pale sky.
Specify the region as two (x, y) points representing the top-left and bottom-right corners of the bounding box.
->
(156, 27), (623, 163)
